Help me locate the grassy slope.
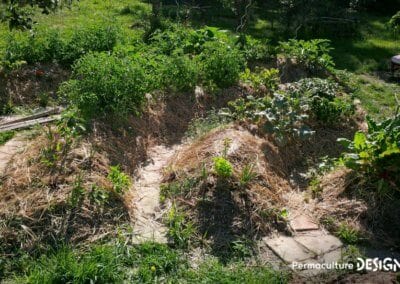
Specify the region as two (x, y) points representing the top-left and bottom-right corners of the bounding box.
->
(331, 13), (400, 73)
(331, 13), (400, 120)
(0, 2), (399, 281)
(0, 0), (147, 53)
(0, 2), (287, 283)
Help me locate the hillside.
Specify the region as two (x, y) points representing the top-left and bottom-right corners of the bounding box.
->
(0, 1), (400, 283)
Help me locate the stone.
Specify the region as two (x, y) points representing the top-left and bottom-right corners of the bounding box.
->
(290, 214), (319, 232)
(319, 248), (343, 264)
(294, 230), (342, 255)
(263, 235), (316, 263)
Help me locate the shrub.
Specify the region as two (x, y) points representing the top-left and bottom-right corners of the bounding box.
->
(107, 165), (131, 194)
(292, 78), (354, 123)
(278, 39), (334, 73)
(240, 68), (280, 94)
(213, 157), (233, 178)
(339, 112), (400, 191)
(389, 11), (400, 36)
(159, 51), (199, 92)
(149, 26), (218, 56)
(2, 23), (118, 67)
(238, 35), (272, 62)
(3, 29), (63, 65)
(60, 24), (119, 65)
(200, 41), (245, 89)
(262, 92), (315, 145)
(60, 52), (148, 118)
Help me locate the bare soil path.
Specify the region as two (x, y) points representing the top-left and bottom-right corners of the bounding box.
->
(131, 144), (181, 244)
(0, 134), (27, 177)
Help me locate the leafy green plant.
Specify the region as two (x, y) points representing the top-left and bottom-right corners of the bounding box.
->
(279, 39), (335, 73)
(3, 24), (118, 68)
(213, 157), (233, 178)
(69, 175), (85, 207)
(0, 131), (14, 146)
(149, 26), (218, 56)
(238, 36), (272, 62)
(225, 95), (270, 120)
(167, 205), (195, 249)
(60, 52), (148, 119)
(230, 238), (254, 260)
(338, 111), (400, 191)
(88, 185), (110, 205)
(159, 51), (199, 92)
(308, 177), (322, 198)
(389, 11), (400, 37)
(200, 41), (245, 89)
(261, 92), (315, 145)
(107, 165), (131, 195)
(240, 68), (280, 94)
(289, 78), (354, 124)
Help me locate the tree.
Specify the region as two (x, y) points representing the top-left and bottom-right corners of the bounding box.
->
(1, 0), (74, 29)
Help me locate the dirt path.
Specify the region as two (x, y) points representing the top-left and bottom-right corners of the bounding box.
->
(131, 144), (181, 244)
(0, 134), (26, 177)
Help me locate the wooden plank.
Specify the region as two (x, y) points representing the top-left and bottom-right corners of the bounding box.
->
(0, 107), (62, 127)
(0, 115), (61, 132)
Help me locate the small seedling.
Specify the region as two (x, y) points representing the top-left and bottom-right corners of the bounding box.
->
(222, 138), (232, 158)
(239, 164), (257, 188)
(69, 175), (85, 207)
(107, 165), (131, 194)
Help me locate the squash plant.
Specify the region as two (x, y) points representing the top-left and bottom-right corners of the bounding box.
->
(338, 110), (400, 191)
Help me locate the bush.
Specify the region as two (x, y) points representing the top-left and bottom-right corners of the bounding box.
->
(60, 52), (148, 118)
(3, 29), (63, 66)
(292, 78), (354, 123)
(200, 41), (245, 89)
(60, 24), (119, 65)
(240, 68), (280, 94)
(159, 51), (199, 92)
(149, 26), (219, 56)
(278, 39), (334, 73)
(339, 112), (400, 191)
(238, 35), (272, 62)
(389, 11), (400, 36)
(213, 157), (233, 178)
(2, 23), (118, 67)
(262, 92), (315, 145)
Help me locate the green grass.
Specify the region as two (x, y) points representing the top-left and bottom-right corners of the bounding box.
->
(0, 131), (15, 145)
(330, 14), (400, 73)
(345, 73), (400, 120)
(0, 0), (148, 56)
(3, 242), (288, 284)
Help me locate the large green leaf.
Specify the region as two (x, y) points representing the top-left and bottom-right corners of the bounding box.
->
(353, 132), (367, 151)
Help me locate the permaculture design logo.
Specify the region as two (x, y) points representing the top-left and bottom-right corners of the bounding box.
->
(291, 258), (400, 272)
